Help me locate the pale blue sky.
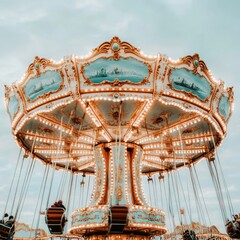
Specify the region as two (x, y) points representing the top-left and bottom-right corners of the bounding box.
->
(0, 0), (240, 235)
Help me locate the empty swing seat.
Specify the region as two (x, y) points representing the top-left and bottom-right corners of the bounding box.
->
(45, 207), (66, 234)
(109, 206), (128, 233)
(0, 223), (14, 240)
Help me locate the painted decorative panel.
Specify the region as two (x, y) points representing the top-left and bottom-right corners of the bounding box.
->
(169, 68), (212, 101)
(8, 95), (19, 119)
(90, 148), (105, 206)
(112, 145), (127, 205)
(218, 95), (230, 120)
(72, 207), (108, 227)
(24, 71), (63, 101)
(84, 57), (149, 84)
(133, 148), (147, 205)
(128, 208), (165, 226)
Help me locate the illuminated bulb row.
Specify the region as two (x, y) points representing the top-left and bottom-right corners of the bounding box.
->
(83, 95), (150, 103)
(132, 148), (142, 205)
(168, 57), (180, 64)
(109, 146), (115, 200)
(34, 116), (72, 135)
(144, 150), (169, 155)
(137, 135), (160, 144)
(77, 157), (93, 163)
(143, 144), (165, 149)
(100, 129), (111, 142)
(158, 98), (224, 137)
(133, 100), (153, 127)
(74, 51), (93, 60)
(71, 143), (92, 149)
(185, 135), (212, 144)
(11, 112), (23, 129)
(81, 87), (152, 93)
(123, 146), (130, 204)
(14, 99), (74, 135)
(77, 135), (94, 144)
(132, 148), (148, 206)
(89, 148), (106, 205)
(169, 118), (201, 134)
(123, 131), (132, 142)
(77, 160), (95, 171)
(144, 156), (162, 162)
(175, 149), (205, 154)
(70, 222), (106, 230)
(25, 134), (65, 146)
(139, 50), (157, 59)
(35, 150), (66, 154)
(27, 92), (70, 112)
(142, 159), (165, 169)
(51, 158), (73, 163)
(215, 112), (227, 132)
(85, 106), (101, 127)
(130, 222), (167, 230)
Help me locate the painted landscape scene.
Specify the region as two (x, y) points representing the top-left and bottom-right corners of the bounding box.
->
(170, 68), (212, 101)
(24, 71), (62, 101)
(84, 57), (149, 84)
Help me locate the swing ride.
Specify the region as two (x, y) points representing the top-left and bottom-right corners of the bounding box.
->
(2, 37), (236, 239)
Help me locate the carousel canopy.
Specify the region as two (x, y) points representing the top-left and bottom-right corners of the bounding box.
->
(4, 36), (233, 174)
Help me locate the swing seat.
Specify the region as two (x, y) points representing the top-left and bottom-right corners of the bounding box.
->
(0, 223), (14, 240)
(109, 206), (128, 233)
(226, 221), (240, 239)
(45, 207), (66, 234)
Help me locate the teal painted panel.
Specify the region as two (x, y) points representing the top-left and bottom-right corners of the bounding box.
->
(170, 68), (212, 101)
(84, 57), (149, 84)
(9, 95), (18, 119)
(24, 71), (62, 101)
(112, 145), (127, 205)
(219, 95), (230, 120)
(90, 148), (105, 206)
(132, 210), (164, 225)
(72, 210), (107, 226)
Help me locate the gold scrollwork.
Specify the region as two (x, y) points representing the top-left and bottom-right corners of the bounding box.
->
(91, 36), (141, 60)
(173, 54), (211, 80)
(115, 185), (123, 201)
(117, 164), (123, 183)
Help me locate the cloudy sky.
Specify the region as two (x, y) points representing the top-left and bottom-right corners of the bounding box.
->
(0, 0), (240, 236)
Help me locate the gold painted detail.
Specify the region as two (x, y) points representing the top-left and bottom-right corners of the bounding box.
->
(115, 185), (123, 201)
(117, 164), (123, 183)
(179, 54), (209, 77)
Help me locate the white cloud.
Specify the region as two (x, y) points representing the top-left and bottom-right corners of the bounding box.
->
(74, 0), (105, 11)
(0, 8), (45, 25)
(161, 0), (193, 15)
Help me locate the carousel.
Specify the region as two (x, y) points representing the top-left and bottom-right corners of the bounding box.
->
(2, 37), (236, 239)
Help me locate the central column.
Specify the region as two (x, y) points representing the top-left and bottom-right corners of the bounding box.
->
(70, 143), (167, 239)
